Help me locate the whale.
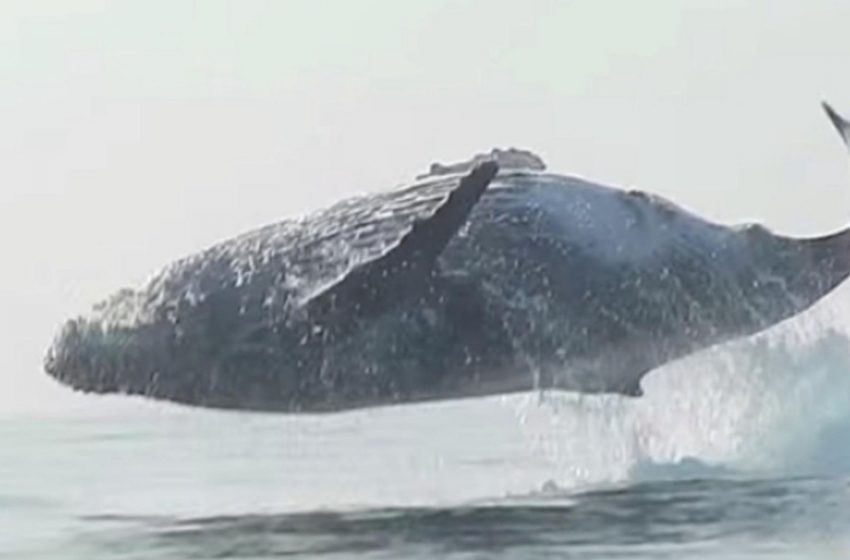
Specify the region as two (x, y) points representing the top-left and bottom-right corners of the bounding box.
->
(44, 104), (850, 413)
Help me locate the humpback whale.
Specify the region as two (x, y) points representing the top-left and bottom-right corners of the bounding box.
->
(45, 104), (850, 412)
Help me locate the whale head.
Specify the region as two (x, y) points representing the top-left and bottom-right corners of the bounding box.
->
(43, 288), (183, 402)
(42, 268), (303, 409)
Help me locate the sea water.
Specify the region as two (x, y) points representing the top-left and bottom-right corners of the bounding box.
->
(3, 286), (850, 559)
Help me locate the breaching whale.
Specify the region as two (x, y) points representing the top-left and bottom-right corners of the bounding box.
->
(45, 104), (850, 412)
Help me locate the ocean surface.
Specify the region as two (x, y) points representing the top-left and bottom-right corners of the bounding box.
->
(4, 291), (850, 559)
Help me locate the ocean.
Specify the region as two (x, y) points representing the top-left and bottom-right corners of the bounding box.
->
(4, 290), (850, 559)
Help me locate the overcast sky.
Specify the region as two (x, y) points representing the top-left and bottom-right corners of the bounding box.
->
(3, 1), (850, 412)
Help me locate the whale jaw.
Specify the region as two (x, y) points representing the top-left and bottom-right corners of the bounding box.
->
(46, 319), (149, 397)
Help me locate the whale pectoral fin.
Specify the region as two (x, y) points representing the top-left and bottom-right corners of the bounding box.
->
(304, 161), (499, 325)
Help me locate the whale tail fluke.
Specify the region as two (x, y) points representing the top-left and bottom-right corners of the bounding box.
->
(822, 101), (850, 149)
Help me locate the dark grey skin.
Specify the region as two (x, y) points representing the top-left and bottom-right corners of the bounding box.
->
(44, 104), (850, 412)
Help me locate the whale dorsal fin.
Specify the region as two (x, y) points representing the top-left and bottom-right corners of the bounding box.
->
(304, 161), (499, 326)
(418, 148), (544, 179)
(822, 101), (850, 149)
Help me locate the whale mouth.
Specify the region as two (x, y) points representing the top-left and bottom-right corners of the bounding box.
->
(44, 318), (163, 397)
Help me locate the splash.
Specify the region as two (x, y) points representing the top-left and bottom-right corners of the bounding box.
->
(511, 283), (850, 489)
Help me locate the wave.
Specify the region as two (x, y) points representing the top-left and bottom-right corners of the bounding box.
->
(77, 476), (850, 560)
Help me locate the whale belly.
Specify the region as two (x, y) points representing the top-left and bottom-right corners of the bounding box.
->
(439, 173), (740, 395)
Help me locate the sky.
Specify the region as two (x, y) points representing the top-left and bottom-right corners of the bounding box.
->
(3, 0), (850, 412)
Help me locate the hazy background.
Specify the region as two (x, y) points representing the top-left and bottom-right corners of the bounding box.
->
(3, 0), (850, 413)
